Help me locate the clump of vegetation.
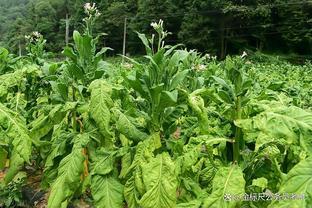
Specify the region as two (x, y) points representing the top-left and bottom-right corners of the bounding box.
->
(0, 2), (311, 208)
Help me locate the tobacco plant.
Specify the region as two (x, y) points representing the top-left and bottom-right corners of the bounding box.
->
(0, 3), (311, 208)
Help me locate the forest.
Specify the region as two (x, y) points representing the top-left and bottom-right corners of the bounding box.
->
(0, 0), (312, 58)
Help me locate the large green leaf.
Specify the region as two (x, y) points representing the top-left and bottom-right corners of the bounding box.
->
(114, 109), (148, 143)
(47, 147), (84, 208)
(91, 175), (124, 208)
(139, 153), (177, 208)
(90, 149), (115, 176)
(170, 70), (189, 90)
(203, 165), (245, 208)
(0, 66), (39, 97)
(42, 122), (73, 187)
(268, 157), (312, 208)
(137, 32), (152, 55)
(89, 79), (114, 145)
(167, 50), (189, 76)
(236, 104), (312, 154)
(47, 134), (88, 208)
(124, 133), (162, 207)
(0, 103), (32, 184)
(29, 102), (76, 145)
(188, 91), (209, 134)
(124, 175), (140, 208)
(73, 30), (93, 66)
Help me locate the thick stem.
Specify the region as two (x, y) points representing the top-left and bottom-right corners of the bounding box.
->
(233, 96), (242, 162)
(82, 148), (89, 177)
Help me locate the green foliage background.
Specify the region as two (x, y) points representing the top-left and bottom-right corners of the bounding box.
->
(0, 0), (312, 57)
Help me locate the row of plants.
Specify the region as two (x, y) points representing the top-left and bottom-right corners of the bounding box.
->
(0, 3), (311, 208)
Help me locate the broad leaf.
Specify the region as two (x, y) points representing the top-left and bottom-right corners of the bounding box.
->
(139, 153), (177, 208)
(0, 103), (32, 184)
(91, 175), (124, 208)
(114, 109), (148, 143)
(47, 134), (88, 208)
(89, 80), (114, 145)
(236, 104), (312, 154)
(268, 157), (312, 208)
(203, 165), (245, 208)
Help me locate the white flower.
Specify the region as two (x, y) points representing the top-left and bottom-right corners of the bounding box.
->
(32, 31), (41, 38)
(95, 11), (101, 17)
(84, 2), (98, 15)
(198, 64), (206, 71)
(84, 3), (91, 10)
(84, 3), (95, 12)
(241, 51), (248, 58)
(150, 22), (158, 29)
(205, 53), (211, 60)
(158, 19), (163, 27)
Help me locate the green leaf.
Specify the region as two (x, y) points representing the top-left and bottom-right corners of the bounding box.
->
(170, 70), (189, 90)
(167, 50), (189, 76)
(124, 133), (161, 178)
(0, 67), (37, 97)
(139, 153), (177, 208)
(137, 32), (152, 55)
(156, 90), (178, 116)
(0, 103), (32, 164)
(124, 133), (162, 207)
(119, 151), (132, 179)
(42, 122), (72, 188)
(114, 109), (148, 143)
(124, 175), (140, 208)
(252, 177), (268, 191)
(236, 104), (312, 154)
(30, 103), (76, 145)
(44, 122), (71, 169)
(89, 80), (114, 145)
(47, 134), (88, 208)
(203, 165), (245, 208)
(268, 157), (312, 208)
(126, 72), (148, 98)
(91, 175), (124, 208)
(212, 76), (232, 92)
(62, 46), (77, 62)
(91, 150), (115, 176)
(177, 200), (202, 208)
(73, 30), (93, 64)
(218, 90), (233, 104)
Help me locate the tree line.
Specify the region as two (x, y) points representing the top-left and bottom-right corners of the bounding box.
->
(0, 0), (311, 58)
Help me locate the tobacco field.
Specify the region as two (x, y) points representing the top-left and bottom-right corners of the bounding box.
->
(0, 4), (311, 208)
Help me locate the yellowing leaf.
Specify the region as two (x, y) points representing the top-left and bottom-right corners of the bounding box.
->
(203, 165), (245, 208)
(139, 153), (177, 208)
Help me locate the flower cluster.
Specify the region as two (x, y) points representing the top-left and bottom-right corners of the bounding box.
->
(205, 53), (217, 61)
(150, 19), (163, 30)
(83, 3), (101, 18)
(150, 19), (170, 39)
(25, 31), (43, 43)
(192, 64), (207, 71)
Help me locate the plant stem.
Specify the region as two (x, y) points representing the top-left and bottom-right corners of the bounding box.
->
(72, 86), (77, 132)
(233, 96), (242, 162)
